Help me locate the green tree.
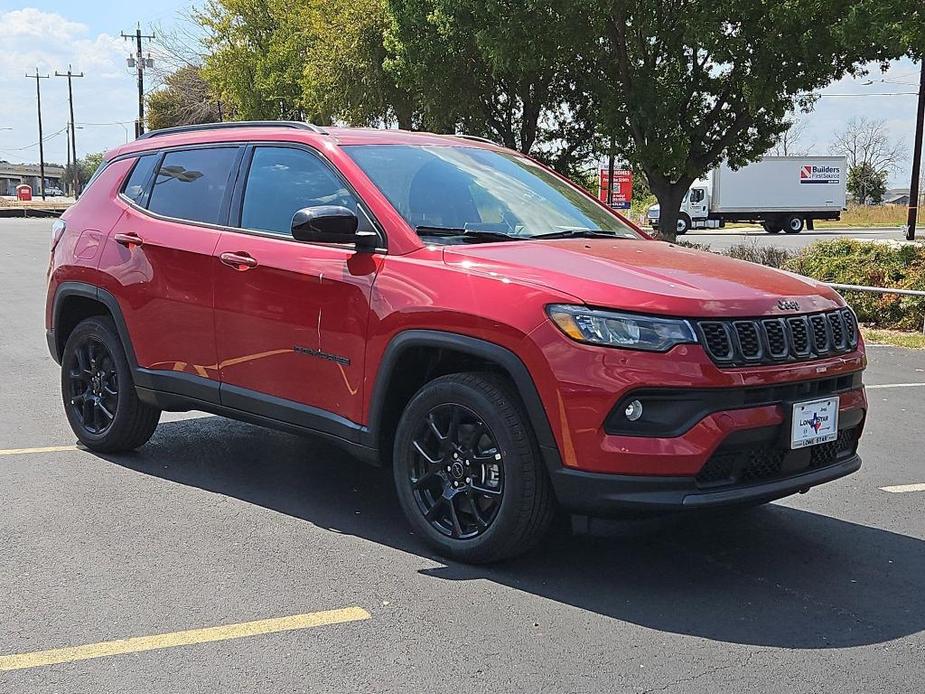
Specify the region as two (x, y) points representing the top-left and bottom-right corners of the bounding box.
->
(847, 162), (888, 204)
(302, 0), (414, 128)
(197, 0), (315, 121)
(385, 0), (597, 159)
(579, 0), (911, 241)
(62, 152), (104, 193)
(147, 66), (223, 130)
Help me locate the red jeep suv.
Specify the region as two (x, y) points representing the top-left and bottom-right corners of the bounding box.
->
(46, 122), (867, 562)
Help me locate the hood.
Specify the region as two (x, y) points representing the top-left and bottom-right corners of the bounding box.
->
(442, 239), (842, 318)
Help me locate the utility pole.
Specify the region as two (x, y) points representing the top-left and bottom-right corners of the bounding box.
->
(65, 122), (72, 196)
(25, 68), (50, 200)
(121, 25), (155, 137)
(906, 60), (925, 241)
(55, 65), (84, 197)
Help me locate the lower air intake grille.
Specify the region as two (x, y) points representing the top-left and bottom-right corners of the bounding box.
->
(696, 425), (860, 488)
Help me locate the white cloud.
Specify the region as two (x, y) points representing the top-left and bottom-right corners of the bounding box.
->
(0, 8), (87, 41)
(0, 8), (138, 165)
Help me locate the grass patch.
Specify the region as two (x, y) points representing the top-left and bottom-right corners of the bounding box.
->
(813, 204), (907, 229)
(862, 328), (925, 349)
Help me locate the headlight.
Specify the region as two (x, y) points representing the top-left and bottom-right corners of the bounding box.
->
(547, 305), (697, 352)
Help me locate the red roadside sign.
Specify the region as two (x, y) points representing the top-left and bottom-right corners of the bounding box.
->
(598, 169), (632, 209)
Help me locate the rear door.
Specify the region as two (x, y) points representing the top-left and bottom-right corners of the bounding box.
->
(212, 144), (382, 428)
(99, 145), (242, 397)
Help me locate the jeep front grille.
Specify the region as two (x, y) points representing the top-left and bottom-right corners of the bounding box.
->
(697, 309), (858, 367)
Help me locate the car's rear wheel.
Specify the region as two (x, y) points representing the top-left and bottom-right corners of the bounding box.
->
(392, 372), (555, 563)
(61, 316), (160, 452)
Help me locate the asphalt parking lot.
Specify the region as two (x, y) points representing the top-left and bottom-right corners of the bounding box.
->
(1, 218), (924, 693)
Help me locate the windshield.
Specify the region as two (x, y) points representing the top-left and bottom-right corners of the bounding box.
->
(343, 145), (640, 242)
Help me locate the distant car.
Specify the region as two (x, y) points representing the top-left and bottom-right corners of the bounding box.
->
(45, 186), (64, 197)
(45, 121), (868, 563)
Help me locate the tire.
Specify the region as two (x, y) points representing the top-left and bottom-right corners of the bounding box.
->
(783, 216), (804, 234)
(761, 222), (782, 234)
(676, 213), (691, 235)
(61, 316), (160, 452)
(392, 372), (555, 563)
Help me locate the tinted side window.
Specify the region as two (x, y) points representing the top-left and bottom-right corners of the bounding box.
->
(240, 147), (360, 236)
(122, 154), (159, 206)
(148, 147), (238, 224)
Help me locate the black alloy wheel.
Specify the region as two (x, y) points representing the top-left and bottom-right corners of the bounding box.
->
(392, 372), (556, 563)
(408, 403), (505, 539)
(66, 336), (119, 435)
(60, 316), (160, 452)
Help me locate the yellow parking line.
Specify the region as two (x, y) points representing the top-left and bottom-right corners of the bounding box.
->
(0, 607), (370, 672)
(0, 445), (77, 456)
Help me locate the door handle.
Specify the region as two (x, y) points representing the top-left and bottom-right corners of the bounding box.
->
(114, 232), (143, 248)
(220, 251), (258, 271)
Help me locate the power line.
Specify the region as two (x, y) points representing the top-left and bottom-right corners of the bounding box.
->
(811, 91), (919, 97)
(0, 127), (67, 153)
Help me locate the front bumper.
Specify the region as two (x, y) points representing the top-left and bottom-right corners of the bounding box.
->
(553, 454), (861, 515)
(549, 402), (865, 514)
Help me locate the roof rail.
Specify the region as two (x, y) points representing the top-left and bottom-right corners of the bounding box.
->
(137, 121), (326, 140)
(455, 134), (499, 145)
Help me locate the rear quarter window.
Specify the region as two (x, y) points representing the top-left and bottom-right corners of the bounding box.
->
(121, 154), (159, 207)
(147, 147), (239, 225)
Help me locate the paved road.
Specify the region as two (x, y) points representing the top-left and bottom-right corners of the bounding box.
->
(685, 227), (906, 251)
(1, 219), (924, 693)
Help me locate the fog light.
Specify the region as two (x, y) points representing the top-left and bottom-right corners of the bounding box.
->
(624, 399), (643, 421)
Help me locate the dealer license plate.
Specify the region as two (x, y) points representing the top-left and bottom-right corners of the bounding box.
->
(791, 397), (839, 449)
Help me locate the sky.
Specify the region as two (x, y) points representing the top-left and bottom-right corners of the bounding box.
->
(0, 2), (921, 189)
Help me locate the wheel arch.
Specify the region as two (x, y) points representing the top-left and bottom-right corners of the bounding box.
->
(50, 282), (136, 367)
(366, 330), (562, 472)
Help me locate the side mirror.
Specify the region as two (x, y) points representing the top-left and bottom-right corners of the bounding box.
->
(290, 206), (377, 250)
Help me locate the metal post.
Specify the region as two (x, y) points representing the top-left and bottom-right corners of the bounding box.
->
(25, 68), (50, 200)
(906, 60), (924, 241)
(606, 137), (616, 208)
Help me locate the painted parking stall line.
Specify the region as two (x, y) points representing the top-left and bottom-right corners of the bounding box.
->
(0, 445), (77, 456)
(0, 607), (371, 672)
(880, 483), (925, 494)
(866, 383), (925, 390)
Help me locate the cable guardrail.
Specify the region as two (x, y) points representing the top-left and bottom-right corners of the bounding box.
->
(826, 283), (925, 298)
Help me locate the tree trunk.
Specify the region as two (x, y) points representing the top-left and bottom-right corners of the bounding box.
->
(395, 104), (413, 131)
(648, 180), (689, 243)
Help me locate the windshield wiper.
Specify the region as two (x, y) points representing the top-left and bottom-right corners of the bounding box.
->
(531, 228), (623, 240)
(415, 225), (518, 242)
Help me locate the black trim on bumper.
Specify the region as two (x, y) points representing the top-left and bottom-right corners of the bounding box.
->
(551, 454), (861, 515)
(605, 371), (863, 437)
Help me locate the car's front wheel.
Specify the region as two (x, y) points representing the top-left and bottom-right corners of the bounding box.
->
(392, 372), (555, 563)
(61, 316), (160, 452)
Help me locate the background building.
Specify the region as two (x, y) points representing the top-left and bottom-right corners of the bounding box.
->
(0, 162), (65, 196)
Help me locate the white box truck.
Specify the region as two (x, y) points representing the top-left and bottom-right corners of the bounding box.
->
(647, 156), (847, 234)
